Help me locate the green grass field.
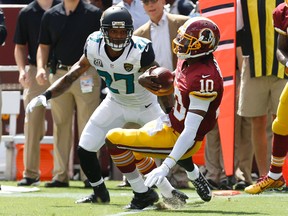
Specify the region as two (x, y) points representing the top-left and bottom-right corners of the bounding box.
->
(0, 180), (288, 216)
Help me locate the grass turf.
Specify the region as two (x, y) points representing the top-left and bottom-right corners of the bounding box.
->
(0, 180), (288, 216)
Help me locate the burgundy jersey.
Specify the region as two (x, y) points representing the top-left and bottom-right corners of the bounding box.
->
(273, 3), (288, 35)
(168, 56), (224, 141)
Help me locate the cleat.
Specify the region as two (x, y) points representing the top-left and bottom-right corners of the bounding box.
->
(162, 189), (189, 209)
(234, 181), (251, 190)
(191, 172), (212, 202)
(75, 190), (110, 204)
(44, 180), (69, 188)
(244, 175), (285, 194)
(126, 188), (159, 210)
(17, 177), (40, 186)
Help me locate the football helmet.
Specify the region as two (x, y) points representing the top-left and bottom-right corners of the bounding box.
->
(100, 6), (134, 51)
(173, 17), (220, 59)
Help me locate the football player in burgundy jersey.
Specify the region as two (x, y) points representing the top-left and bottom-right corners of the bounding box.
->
(25, 6), (187, 209)
(106, 16), (223, 205)
(245, 1), (288, 194)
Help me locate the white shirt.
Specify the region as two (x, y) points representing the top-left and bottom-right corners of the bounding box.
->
(117, 0), (149, 30)
(150, 12), (174, 71)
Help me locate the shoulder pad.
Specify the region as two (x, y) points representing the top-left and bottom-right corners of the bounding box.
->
(87, 31), (103, 43)
(131, 35), (152, 52)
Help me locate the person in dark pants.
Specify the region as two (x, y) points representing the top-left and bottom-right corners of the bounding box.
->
(36, 0), (102, 188)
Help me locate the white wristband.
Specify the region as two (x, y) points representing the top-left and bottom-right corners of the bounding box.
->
(285, 61), (288, 68)
(163, 157), (176, 169)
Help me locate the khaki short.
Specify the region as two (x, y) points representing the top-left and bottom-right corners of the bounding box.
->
(238, 57), (287, 117)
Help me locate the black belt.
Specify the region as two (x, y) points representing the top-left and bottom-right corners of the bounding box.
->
(56, 64), (72, 71)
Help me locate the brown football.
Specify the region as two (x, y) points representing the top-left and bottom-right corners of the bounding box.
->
(150, 67), (174, 90)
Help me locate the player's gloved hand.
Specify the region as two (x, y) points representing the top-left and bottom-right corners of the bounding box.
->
(26, 95), (47, 113)
(144, 163), (170, 187)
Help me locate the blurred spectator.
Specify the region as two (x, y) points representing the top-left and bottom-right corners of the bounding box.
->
(89, 0), (112, 11)
(245, 2), (288, 194)
(36, 0), (102, 187)
(165, 0), (195, 16)
(14, 0), (61, 186)
(204, 0), (254, 190)
(204, 123), (227, 189)
(0, 8), (7, 149)
(116, 0), (149, 30)
(237, 0), (286, 179)
(233, 0), (253, 189)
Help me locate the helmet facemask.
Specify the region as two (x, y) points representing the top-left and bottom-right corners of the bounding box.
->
(101, 23), (133, 51)
(100, 6), (134, 51)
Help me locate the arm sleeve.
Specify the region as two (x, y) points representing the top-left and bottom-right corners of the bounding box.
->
(140, 42), (155, 68)
(163, 96), (211, 168)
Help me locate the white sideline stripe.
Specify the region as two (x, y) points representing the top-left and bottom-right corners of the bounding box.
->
(0, 185), (40, 193)
(107, 212), (139, 216)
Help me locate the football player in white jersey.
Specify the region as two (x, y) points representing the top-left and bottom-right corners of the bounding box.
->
(26, 6), (188, 209)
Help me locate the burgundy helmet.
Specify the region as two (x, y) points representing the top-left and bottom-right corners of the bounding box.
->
(173, 17), (220, 59)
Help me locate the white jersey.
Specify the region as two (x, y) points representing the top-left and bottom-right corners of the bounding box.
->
(85, 31), (158, 107)
(80, 31), (164, 152)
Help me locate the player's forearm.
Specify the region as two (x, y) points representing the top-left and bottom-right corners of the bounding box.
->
(37, 44), (50, 70)
(163, 112), (204, 169)
(43, 62), (89, 99)
(14, 45), (27, 71)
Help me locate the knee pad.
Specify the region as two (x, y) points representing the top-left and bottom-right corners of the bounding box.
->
(272, 86), (288, 135)
(106, 128), (123, 144)
(272, 118), (288, 135)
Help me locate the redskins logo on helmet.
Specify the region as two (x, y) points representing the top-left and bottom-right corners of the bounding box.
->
(173, 17), (220, 59)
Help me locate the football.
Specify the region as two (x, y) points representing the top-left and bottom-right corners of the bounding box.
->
(148, 67), (174, 96)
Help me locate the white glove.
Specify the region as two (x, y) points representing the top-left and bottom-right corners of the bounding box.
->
(26, 95), (47, 113)
(144, 163), (170, 187)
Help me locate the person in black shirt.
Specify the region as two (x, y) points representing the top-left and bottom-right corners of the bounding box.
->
(14, 0), (61, 187)
(36, 0), (102, 188)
